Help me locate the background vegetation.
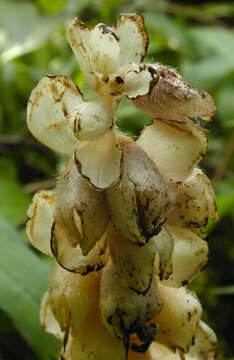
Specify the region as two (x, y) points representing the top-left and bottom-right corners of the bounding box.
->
(0, 0), (234, 359)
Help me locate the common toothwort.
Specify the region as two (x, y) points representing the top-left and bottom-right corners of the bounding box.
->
(26, 13), (218, 360)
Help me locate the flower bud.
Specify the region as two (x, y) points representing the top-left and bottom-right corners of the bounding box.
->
(107, 140), (169, 245)
(100, 260), (163, 352)
(55, 155), (109, 255)
(108, 227), (158, 293)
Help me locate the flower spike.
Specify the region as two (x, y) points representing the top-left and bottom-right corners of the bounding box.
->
(26, 12), (218, 360)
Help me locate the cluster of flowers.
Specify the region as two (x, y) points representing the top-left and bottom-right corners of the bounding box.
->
(26, 13), (218, 360)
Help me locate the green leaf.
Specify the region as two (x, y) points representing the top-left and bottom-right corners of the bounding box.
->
(189, 27), (234, 57)
(144, 12), (188, 52)
(0, 1), (62, 63)
(182, 56), (234, 89)
(0, 217), (61, 359)
(0, 177), (31, 226)
(181, 27), (234, 89)
(37, 0), (68, 14)
(0, 1), (40, 43)
(0, 157), (32, 226)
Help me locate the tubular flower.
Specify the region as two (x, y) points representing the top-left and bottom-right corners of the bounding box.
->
(26, 12), (218, 360)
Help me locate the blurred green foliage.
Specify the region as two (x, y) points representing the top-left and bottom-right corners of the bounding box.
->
(0, 0), (233, 359)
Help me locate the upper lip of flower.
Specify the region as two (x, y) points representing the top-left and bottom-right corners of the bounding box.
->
(66, 13), (149, 94)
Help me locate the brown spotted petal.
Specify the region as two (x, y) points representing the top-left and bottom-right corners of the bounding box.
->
(186, 321), (217, 360)
(146, 323), (216, 360)
(154, 284), (202, 352)
(40, 291), (64, 340)
(66, 19), (97, 91)
(74, 130), (122, 189)
(137, 328), (216, 360)
(107, 141), (168, 245)
(68, 274), (126, 360)
(137, 118), (207, 182)
(167, 168), (218, 229)
(51, 220), (109, 275)
(88, 23), (120, 78)
(55, 155), (109, 255)
(100, 259), (163, 350)
(26, 189), (55, 255)
(70, 323), (126, 360)
(49, 264), (100, 336)
(27, 75), (83, 154)
(154, 226), (174, 281)
(108, 226), (158, 294)
(131, 64), (216, 122)
(57, 269), (126, 360)
(161, 225), (208, 288)
(113, 13), (148, 66)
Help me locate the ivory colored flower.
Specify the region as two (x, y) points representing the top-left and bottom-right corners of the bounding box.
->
(66, 13), (148, 96)
(27, 74), (120, 189)
(26, 12), (218, 360)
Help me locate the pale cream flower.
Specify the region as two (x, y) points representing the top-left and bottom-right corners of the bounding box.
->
(66, 13), (148, 97)
(26, 74), (120, 189)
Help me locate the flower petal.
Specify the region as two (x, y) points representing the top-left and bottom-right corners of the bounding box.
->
(132, 64), (216, 122)
(110, 63), (154, 98)
(137, 119), (207, 182)
(66, 19), (97, 90)
(100, 260), (163, 349)
(154, 284), (202, 352)
(69, 290), (126, 360)
(107, 140), (168, 245)
(114, 13), (148, 65)
(55, 155), (109, 255)
(27, 75), (82, 154)
(129, 342), (183, 360)
(129, 342), (189, 360)
(88, 23), (120, 78)
(161, 225), (208, 287)
(167, 168), (218, 228)
(49, 263), (101, 335)
(70, 325), (126, 360)
(108, 227), (158, 294)
(187, 321), (217, 359)
(51, 220), (109, 275)
(26, 189), (55, 255)
(154, 227), (174, 281)
(40, 291), (64, 340)
(74, 130), (122, 189)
